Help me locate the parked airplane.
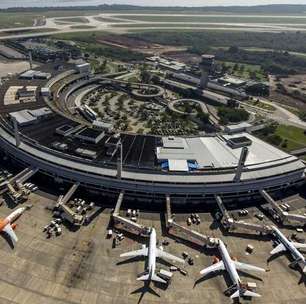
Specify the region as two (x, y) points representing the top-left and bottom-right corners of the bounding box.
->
(200, 239), (265, 299)
(270, 226), (306, 273)
(0, 207), (26, 244)
(120, 228), (185, 284)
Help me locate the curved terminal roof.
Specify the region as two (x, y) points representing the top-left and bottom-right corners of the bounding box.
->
(0, 66), (304, 192)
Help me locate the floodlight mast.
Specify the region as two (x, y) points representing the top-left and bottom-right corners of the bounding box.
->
(117, 141), (123, 179)
(13, 117), (21, 147)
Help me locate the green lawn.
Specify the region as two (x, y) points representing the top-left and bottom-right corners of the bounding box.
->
(94, 17), (127, 23)
(0, 10), (99, 29)
(70, 25), (96, 29)
(52, 31), (106, 42)
(112, 23), (260, 29)
(217, 60), (267, 81)
(113, 15), (306, 24)
(275, 125), (306, 151)
(0, 28), (58, 37)
(246, 100), (276, 111)
(242, 47), (306, 58)
(0, 13), (37, 28)
(55, 17), (89, 24)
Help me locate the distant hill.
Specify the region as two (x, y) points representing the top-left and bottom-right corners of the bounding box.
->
(2, 4), (306, 14)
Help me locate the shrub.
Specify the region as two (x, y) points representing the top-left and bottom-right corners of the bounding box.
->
(267, 134), (282, 146)
(218, 107), (249, 124)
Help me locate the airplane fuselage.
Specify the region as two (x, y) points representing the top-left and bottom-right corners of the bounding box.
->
(272, 226), (305, 263)
(219, 240), (241, 287)
(120, 227), (183, 284)
(148, 228), (157, 280)
(0, 207), (26, 231)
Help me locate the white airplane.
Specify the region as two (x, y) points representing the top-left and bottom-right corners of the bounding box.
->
(270, 226), (306, 273)
(200, 239), (265, 299)
(120, 228), (185, 284)
(0, 207), (26, 244)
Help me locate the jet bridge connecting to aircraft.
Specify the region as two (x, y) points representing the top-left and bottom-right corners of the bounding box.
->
(215, 195), (272, 234)
(165, 195), (219, 247)
(260, 190), (306, 226)
(112, 191), (150, 237)
(2, 167), (39, 202)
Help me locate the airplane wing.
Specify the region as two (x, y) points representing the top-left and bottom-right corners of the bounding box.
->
(3, 224), (18, 243)
(156, 248), (185, 264)
(270, 243), (286, 255)
(120, 247), (148, 258)
(233, 261), (265, 273)
(292, 242), (306, 251)
(200, 261), (225, 275)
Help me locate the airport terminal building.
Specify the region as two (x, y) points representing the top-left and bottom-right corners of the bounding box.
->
(0, 65), (305, 203)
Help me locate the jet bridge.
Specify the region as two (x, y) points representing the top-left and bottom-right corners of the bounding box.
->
(15, 167), (38, 185)
(3, 167), (39, 203)
(9, 167), (38, 185)
(215, 195), (272, 234)
(260, 189), (306, 226)
(57, 182), (80, 206)
(56, 182), (83, 226)
(165, 195), (217, 247)
(112, 191), (150, 237)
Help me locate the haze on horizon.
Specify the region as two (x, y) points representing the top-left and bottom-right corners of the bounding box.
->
(2, 0), (306, 8)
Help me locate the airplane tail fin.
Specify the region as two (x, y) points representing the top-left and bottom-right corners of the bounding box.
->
(137, 273), (167, 284)
(2, 223), (18, 243)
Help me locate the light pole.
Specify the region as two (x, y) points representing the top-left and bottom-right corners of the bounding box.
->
(12, 117), (21, 147)
(117, 141), (123, 179)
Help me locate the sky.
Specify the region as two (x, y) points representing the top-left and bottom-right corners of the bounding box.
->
(2, 0), (306, 8)
(107, 0), (306, 5)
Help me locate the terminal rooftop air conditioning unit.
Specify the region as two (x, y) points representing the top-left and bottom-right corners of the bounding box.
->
(227, 136), (252, 149)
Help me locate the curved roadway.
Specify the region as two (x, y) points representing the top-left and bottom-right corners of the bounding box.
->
(168, 98), (209, 116)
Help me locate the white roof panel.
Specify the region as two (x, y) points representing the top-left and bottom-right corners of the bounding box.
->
(162, 137), (188, 149)
(9, 110), (36, 125)
(226, 122), (252, 131)
(29, 107), (52, 118)
(168, 159), (189, 172)
(157, 133), (293, 169)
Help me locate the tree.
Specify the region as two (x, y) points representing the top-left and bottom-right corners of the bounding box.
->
(198, 112), (210, 124)
(281, 139), (288, 148)
(228, 45), (239, 53)
(96, 59), (107, 73)
(239, 65), (245, 73)
(217, 107), (250, 125)
(140, 64), (151, 84)
(267, 134), (282, 146)
(261, 123), (279, 136)
(220, 62), (229, 74)
(249, 71), (258, 80)
(299, 111), (306, 122)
